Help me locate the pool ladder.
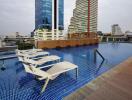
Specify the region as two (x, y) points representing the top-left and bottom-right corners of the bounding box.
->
(94, 49), (105, 74)
(94, 49), (105, 62)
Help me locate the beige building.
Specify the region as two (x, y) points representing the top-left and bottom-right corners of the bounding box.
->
(34, 29), (64, 41)
(68, 0), (98, 34)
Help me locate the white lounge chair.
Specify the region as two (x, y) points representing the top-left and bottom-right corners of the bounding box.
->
(17, 50), (49, 59)
(17, 49), (43, 54)
(23, 55), (61, 68)
(18, 56), (24, 62)
(23, 61), (78, 93)
(25, 51), (49, 58)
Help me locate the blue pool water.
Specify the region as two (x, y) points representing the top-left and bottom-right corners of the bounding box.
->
(0, 43), (132, 100)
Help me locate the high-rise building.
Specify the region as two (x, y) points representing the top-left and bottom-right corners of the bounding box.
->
(35, 0), (64, 40)
(112, 24), (123, 35)
(68, 0), (98, 34)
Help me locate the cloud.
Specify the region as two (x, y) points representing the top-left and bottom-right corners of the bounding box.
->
(98, 0), (132, 33)
(0, 0), (132, 36)
(0, 0), (35, 35)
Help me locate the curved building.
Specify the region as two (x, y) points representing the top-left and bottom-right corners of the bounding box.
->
(68, 0), (98, 34)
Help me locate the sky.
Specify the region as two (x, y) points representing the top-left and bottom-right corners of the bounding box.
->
(0, 0), (132, 36)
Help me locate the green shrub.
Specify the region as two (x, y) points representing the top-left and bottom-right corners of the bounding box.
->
(17, 43), (34, 50)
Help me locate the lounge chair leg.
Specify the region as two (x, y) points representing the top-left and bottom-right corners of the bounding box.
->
(75, 68), (78, 80)
(41, 78), (50, 93)
(64, 72), (67, 76)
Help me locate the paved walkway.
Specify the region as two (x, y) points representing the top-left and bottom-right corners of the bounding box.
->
(64, 57), (132, 100)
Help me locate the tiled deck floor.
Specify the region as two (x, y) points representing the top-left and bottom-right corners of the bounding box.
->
(64, 57), (132, 100)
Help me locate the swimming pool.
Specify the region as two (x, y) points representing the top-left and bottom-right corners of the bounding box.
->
(0, 43), (132, 100)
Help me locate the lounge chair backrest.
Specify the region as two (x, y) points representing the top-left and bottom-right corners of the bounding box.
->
(23, 64), (35, 74)
(23, 64), (49, 79)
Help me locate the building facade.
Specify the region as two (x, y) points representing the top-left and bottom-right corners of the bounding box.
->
(35, 0), (64, 40)
(112, 24), (123, 35)
(34, 29), (64, 40)
(68, 0), (98, 34)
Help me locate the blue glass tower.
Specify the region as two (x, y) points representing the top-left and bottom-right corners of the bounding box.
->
(35, 0), (64, 30)
(58, 0), (64, 30)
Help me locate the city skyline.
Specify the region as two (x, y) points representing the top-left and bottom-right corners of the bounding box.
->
(0, 0), (132, 35)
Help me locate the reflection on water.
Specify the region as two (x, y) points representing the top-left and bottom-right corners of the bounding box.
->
(111, 43), (120, 49)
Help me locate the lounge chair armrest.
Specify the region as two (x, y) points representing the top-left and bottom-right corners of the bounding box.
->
(50, 67), (78, 77)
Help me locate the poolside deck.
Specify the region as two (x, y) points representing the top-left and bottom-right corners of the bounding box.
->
(64, 57), (132, 100)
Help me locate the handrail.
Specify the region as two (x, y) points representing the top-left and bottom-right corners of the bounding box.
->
(94, 49), (105, 74)
(94, 49), (105, 61)
(96, 49), (105, 60)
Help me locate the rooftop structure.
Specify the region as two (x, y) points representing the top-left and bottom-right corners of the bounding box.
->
(34, 29), (64, 40)
(125, 31), (132, 36)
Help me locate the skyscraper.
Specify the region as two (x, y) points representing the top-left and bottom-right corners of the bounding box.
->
(68, 0), (98, 34)
(35, 0), (64, 40)
(112, 24), (123, 35)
